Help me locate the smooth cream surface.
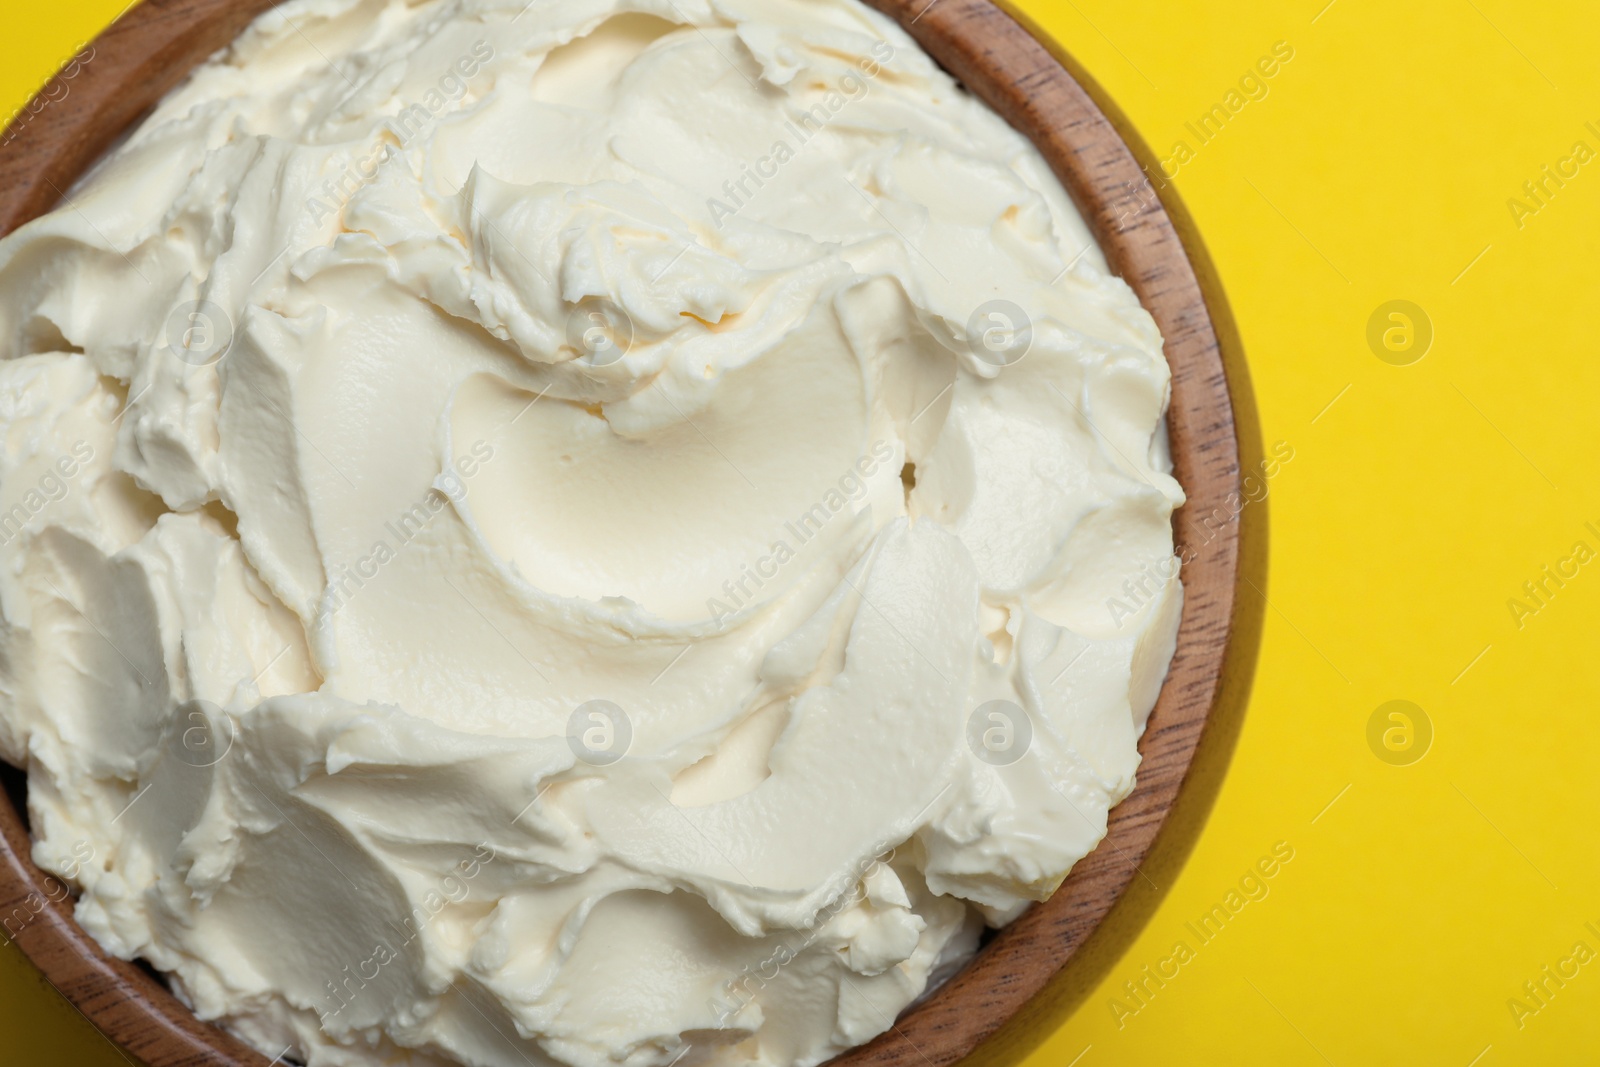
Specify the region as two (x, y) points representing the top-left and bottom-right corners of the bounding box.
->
(0, 0), (1184, 1064)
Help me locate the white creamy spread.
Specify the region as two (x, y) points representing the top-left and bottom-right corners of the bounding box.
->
(0, 0), (1184, 1063)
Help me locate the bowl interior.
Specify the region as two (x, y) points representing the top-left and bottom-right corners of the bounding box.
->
(0, 1), (1242, 1064)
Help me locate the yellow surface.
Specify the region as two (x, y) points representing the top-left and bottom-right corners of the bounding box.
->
(2, 1), (1597, 1064)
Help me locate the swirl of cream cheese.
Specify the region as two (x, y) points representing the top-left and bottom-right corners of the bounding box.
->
(0, 0), (1184, 1064)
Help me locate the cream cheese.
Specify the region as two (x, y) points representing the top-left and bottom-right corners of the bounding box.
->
(0, 0), (1184, 1064)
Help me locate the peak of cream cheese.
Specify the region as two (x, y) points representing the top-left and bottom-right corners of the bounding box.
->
(0, 0), (1184, 1064)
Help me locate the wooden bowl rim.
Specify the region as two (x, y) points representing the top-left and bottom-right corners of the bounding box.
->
(0, 1), (1243, 1064)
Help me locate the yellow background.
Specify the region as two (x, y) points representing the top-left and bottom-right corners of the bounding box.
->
(3, 0), (1597, 1064)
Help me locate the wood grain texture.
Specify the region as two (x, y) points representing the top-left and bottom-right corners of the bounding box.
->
(0, 1), (1241, 1064)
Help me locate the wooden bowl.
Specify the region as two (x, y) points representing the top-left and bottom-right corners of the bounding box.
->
(0, 0), (1242, 1064)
